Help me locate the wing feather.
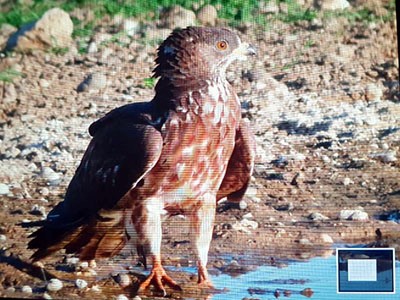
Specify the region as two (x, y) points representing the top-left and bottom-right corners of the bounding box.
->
(28, 104), (164, 260)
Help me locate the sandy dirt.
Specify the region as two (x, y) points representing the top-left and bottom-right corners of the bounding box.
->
(0, 2), (399, 299)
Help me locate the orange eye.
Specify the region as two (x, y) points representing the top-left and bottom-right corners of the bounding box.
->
(216, 40), (228, 51)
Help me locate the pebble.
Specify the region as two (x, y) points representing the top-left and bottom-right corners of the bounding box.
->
(43, 293), (53, 299)
(371, 151), (397, 163)
(87, 41), (98, 54)
(21, 285), (32, 293)
(197, 4), (218, 26)
(30, 204), (46, 216)
(239, 200), (248, 210)
(343, 177), (353, 186)
(132, 296), (142, 300)
(243, 213), (254, 219)
(122, 19), (140, 36)
(365, 83), (383, 101)
(320, 233), (334, 243)
(66, 257), (80, 264)
(0, 234), (6, 242)
(77, 72), (107, 92)
(46, 278), (63, 292)
(75, 278), (88, 289)
(116, 295), (129, 300)
(90, 285), (101, 293)
(339, 209), (369, 221)
(299, 238), (311, 245)
(41, 167), (61, 185)
(308, 212), (329, 221)
(116, 273), (131, 287)
(0, 183), (10, 195)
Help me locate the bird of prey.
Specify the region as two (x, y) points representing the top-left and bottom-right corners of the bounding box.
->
(28, 26), (256, 294)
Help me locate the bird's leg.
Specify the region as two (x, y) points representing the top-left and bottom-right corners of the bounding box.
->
(190, 194), (216, 288)
(136, 199), (181, 295)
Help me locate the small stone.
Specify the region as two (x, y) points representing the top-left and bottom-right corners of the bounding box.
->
(339, 209), (368, 221)
(0, 183), (10, 195)
(308, 212), (329, 221)
(371, 151), (397, 163)
(90, 285), (101, 293)
(21, 285), (32, 293)
(30, 204), (46, 216)
(317, 0), (350, 11)
(116, 295), (129, 300)
(365, 83), (383, 101)
(79, 261), (89, 268)
(0, 234), (6, 242)
(4, 83), (17, 103)
(343, 177), (353, 186)
(66, 257), (79, 264)
(260, 0), (279, 14)
(77, 72), (107, 92)
(6, 287), (15, 292)
(299, 238), (311, 245)
(301, 288), (314, 297)
(197, 5), (218, 26)
(320, 233), (334, 243)
(122, 19), (140, 36)
(116, 273), (131, 287)
(43, 292), (53, 299)
(39, 79), (50, 88)
(75, 279), (88, 289)
(41, 167), (61, 185)
(239, 200), (248, 210)
(132, 296), (142, 300)
(243, 213), (253, 219)
(40, 187), (50, 196)
(162, 5), (196, 29)
(46, 278), (63, 292)
(87, 41), (98, 54)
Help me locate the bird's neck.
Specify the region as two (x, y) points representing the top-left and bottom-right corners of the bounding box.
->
(153, 76), (230, 110)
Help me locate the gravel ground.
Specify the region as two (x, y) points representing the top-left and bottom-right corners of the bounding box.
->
(0, 2), (399, 299)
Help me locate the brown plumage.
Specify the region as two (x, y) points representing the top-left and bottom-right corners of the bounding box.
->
(28, 26), (256, 294)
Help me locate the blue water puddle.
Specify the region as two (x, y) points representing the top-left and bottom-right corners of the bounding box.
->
(175, 256), (399, 299)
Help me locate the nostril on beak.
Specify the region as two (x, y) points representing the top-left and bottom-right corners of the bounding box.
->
(247, 44), (257, 56)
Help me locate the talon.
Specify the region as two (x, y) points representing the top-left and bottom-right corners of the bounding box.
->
(138, 264), (182, 294)
(198, 265), (214, 289)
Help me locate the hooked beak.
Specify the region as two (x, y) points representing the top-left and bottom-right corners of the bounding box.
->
(234, 42), (257, 61)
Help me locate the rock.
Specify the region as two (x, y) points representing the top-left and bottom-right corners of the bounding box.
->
(6, 8), (73, 52)
(66, 257), (79, 264)
(75, 279), (88, 289)
(21, 285), (32, 293)
(232, 218), (258, 233)
(365, 83), (383, 101)
(77, 72), (107, 92)
(239, 200), (248, 210)
(343, 177), (353, 186)
(243, 213), (254, 219)
(162, 5), (196, 29)
(43, 292), (53, 299)
(197, 5), (218, 26)
(30, 204), (46, 216)
(39, 79), (50, 88)
(46, 278), (63, 292)
(90, 285), (101, 293)
(3, 83), (17, 103)
(115, 273), (131, 287)
(260, 1), (280, 14)
(0, 234), (6, 242)
(132, 296), (142, 300)
(308, 212), (329, 221)
(299, 238), (311, 245)
(320, 233), (334, 243)
(0, 183), (10, 195)
(87, 41), (98, 54)
(116, 295), (129, 300)
(41, 167), (61, 185)
(0, 23), (17, 48)
(316, 0), (350, 11)
(122, 18), (140, 36)
(339, 209), (369, 221)
(370, 151), (397, 163)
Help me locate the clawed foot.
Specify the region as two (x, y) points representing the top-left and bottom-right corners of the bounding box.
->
(198, 265), (214, 289)
(138, 264), (182, 296)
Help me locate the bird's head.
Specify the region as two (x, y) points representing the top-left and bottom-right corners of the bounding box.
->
(153, 27), (256, 86)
